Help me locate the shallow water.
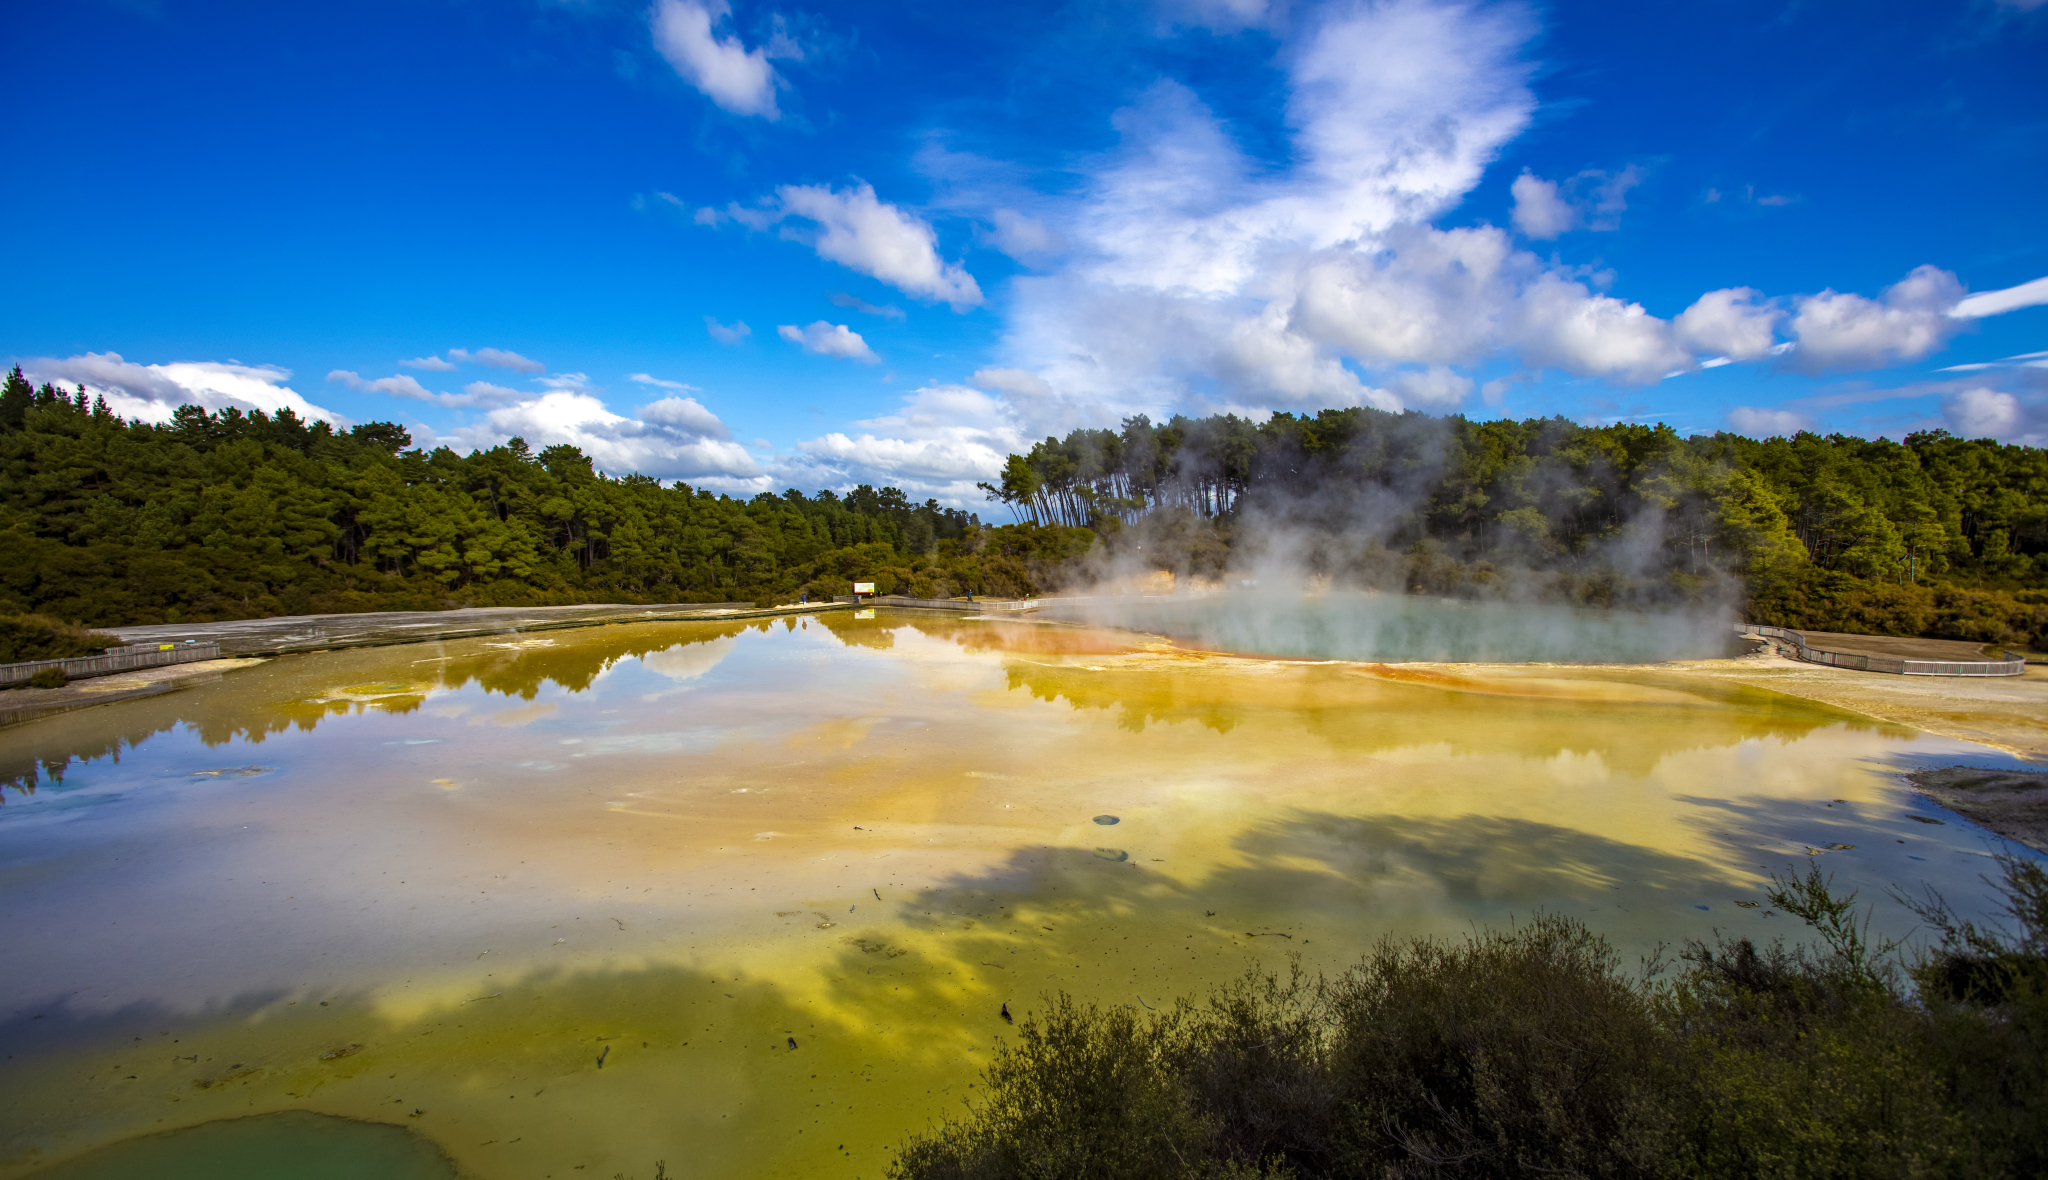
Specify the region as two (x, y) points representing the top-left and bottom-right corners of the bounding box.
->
(1042, 590), (1735, 662)
(0, 611), (2034, 1179)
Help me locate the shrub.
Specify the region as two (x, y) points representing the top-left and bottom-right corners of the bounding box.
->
(26, 666), (65, 688)
(890, 863), (2048, 1180)
(0, 613), (120, 663)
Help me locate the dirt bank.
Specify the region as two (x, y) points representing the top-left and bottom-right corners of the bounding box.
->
(1671, 651), (2048, 764)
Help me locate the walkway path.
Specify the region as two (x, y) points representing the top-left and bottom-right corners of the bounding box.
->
(107, 601), (843, 656)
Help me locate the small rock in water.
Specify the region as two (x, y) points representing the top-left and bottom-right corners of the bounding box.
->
(1092, 815), (1119, 826)
(1000, 1002), (1013, 1024)
(788, 1037), (799, 1049)
(1093, 848), (1128, 862)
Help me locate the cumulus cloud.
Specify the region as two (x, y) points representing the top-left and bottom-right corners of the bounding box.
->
(715, 182), (982, 308)
(705, 317), (752, 345)
(1389, 366), (1475, 409)
(1509, 171), (1574, 238)
(1510, 165), (1640, 239)
(1785, 265), (1967, 373)
(25, 352), (350, 426)
(778, 320), (880, 362)
(1939, 378), (2048, 447)
(1674, 287), (1782, 361)
(1726, 406), (1813, 437)
(650, 0), (785, 119)
(962, 1), (1722, 431)
(449, 390), (763, 486)
(783, 383), (1025, 501)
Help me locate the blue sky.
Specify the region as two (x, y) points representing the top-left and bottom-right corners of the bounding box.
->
(4, 0), (2044, 503)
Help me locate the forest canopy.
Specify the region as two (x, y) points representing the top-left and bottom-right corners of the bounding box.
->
(2, 366), (2043, 646)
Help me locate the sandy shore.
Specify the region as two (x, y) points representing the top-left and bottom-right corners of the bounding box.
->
(1666, 650), (2048, 765)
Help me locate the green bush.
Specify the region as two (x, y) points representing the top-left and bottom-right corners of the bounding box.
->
(25, 666), (65, 688)
(890, 861), (2048, 1180)
(0, 613), (119, 662)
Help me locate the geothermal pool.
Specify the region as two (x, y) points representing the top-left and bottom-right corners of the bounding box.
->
(0, 611), (2033, 1179)
(1040, 591), (1737, 663)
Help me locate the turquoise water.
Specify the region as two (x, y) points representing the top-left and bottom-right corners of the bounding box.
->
(32, 1112), (455, 1180)
(1041, 592), (1733, 662)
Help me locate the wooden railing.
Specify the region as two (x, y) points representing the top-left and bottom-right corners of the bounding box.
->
(1734, 624), (2025, 677)
(0, 641), (225, 686)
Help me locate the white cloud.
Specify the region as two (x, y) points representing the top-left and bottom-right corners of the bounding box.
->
(1389, 365), (1474, 409)
(962, 1), (1713, 427)
(629, 372), (701, 391)
(969, 367), (1055, 400)
(650, 0), (781, 119)
(1944, 387), (2023, 439)
(400, 354), (458, 372)
(25, 352), (350, 426)
(328, 370), (531, 409)
(1674, 287), (1781, 361)
(1509, 171), (1574, 238)
(1726, 406), (1813, 437)
(450, 391), (763, 485)
(705, 318), (751, 345)
(1512, 272), (1690, 383)
(459, 381), (530, 407)
(778, 320), (880, 362)
(1786, 264), (1966, 373)
(448, 347), (544, 374)
(783, 383), (1024, 501)
(329, 370), (434, 399)
(987, 208), (1069, 260)
(1939, 384), (2048, 447)
(1937, 349), (2048, 373)
(1950, 274), (2048, 319)
(1509, 166), (1640, 238)
(719, 182), (982, 308)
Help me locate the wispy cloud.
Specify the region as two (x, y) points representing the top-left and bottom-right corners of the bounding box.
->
(706, 317), (752, 345)
(708, 182), (982, 308)
(629, 372), (702, 391)
(650, 0), (790, 119)
(828, 290), (905, 320)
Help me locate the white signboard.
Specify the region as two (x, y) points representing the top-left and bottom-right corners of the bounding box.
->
(853, 582), (875, 594)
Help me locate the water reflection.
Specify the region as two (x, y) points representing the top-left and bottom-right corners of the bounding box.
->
(0, 609), (2028, 1180)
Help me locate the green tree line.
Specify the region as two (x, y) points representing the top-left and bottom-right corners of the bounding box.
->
(0, 368), (1092, 625)
(983, 407), (2048, 646)
(6, 360), (2044, 645)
